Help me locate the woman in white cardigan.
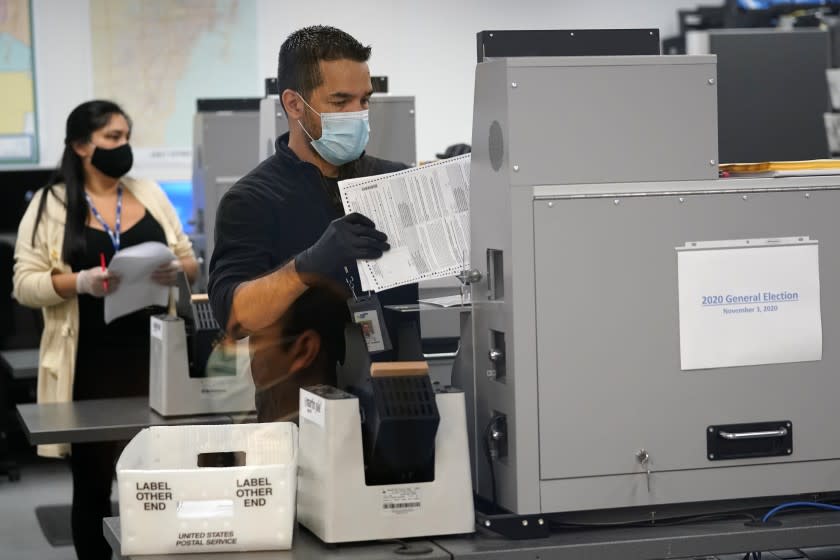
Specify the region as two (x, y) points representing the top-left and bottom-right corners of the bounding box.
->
(14, 100), (197, 560)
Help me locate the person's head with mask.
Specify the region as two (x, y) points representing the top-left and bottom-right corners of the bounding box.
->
(252, 289), (349, 422)
(31, 100), (135, 264)
(278, 25), (372, 177)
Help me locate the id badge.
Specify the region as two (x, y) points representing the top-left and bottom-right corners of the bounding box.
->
(347, 294), (392, 354)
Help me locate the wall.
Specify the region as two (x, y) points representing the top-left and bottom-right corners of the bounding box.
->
(11, 0), (702, 178)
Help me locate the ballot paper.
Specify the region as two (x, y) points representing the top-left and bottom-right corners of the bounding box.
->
(104, 241), (175, 324)
(677, 237), (822, 370)
(339, 154), (471, 292)
(418, 293), (471, 308)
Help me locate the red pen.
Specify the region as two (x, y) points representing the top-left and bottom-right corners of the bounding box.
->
(99, 252), (108, 293)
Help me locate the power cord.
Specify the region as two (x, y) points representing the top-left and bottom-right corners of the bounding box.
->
(548, 510), (759, 530)
(482, 414), (504, 513)
(384, 539), (435, 556)
(761, 501), (840, 523)
(741, 500), (840, 560)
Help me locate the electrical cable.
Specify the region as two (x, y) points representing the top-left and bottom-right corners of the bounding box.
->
(482, 415), (501, 513)
(392, 540), (435, 556)
(379, 539), (435, 556)
(761, 501), (840, 523)
(548, 510), (758, 530)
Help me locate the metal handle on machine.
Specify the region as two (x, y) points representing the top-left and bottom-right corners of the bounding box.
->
(423, 351), (459, 360)
(718, 427), (788, 440)
(423, 341), (461, 361)
(488, 348), (504, 363)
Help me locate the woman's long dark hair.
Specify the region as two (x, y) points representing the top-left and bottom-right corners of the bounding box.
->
(31, 100), (132, 265)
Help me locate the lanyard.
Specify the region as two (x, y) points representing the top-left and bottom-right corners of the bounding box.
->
(344, 266), (358, 301)
(85, 184), (122, 251)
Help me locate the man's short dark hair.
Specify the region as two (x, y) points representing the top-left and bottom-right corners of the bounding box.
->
(281, 289), (349, 366)
(277, 25), (372, 113)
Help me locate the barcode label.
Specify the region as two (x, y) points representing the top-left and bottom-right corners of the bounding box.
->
(382, 502), (421, 510)
(381, 487), (422, 515)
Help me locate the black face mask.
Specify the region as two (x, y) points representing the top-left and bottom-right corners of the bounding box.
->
(90, 144), (133, 178)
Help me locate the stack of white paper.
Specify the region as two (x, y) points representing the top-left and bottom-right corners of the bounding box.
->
(339, 154), (471, 292)
(104, 241), (175, 324)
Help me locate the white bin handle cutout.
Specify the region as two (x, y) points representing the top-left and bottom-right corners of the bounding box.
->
(197, 451), (246, 467)
(176, 500), (234, 519)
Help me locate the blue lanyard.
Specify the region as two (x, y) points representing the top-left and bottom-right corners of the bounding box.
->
(85, 185), (122, 251)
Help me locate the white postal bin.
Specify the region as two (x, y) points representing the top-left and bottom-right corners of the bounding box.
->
(117, 423), (297, 555)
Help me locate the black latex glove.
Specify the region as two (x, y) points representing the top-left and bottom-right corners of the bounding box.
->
(436, 143), (471, 159)
(294, 212), (389, 283)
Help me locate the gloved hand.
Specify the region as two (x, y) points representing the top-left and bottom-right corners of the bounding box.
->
(295, 212), (389, 284)
(76, 266), (119, 297)
(151, 259), (183, 286)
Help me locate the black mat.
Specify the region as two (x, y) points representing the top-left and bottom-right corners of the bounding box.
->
(35, 502), (118, 547)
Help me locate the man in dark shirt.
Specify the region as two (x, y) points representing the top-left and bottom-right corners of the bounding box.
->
(208, 25), (418, 420)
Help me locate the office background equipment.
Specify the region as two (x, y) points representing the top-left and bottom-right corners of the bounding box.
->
(736, 0), (840, 10)
(372, 75), (389, 93)
(476, 29), (661, 63)
(688, 28), (831, 162)
(0, 168), (54, 235)
(466, 50), (840, 525)
(191, 98), (262, 288)
(156, 179), (193, 235)
(258, 94), (287, 162)
(367, 96), (417, 167)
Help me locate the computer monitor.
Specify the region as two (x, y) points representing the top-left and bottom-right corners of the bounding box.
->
(0, 168), (55, 233)
(737, 0), (839, 9)
(157, 179), (193, 234)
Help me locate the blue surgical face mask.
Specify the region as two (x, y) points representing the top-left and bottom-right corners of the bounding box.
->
(297, 93), (370, 166)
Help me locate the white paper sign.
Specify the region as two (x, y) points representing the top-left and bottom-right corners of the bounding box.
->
(677, 238), (823, 370)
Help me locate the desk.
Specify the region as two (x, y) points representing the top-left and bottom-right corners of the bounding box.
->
(104, 514), (840, 560)
(0, 348), (38, 380)
(16, 396), (250, 445)
(432, 512), (840, 559)
(104, 517), (450, 560)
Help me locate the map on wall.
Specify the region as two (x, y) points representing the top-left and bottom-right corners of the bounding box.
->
(0, 0), (38, 163)
(90, 0), (258, 160)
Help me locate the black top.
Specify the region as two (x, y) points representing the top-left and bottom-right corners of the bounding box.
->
(74, 211), (167, 343)
(72, 210), (168, 400)
(208, 134), (419, 397)
(209, 133), (418, 328)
